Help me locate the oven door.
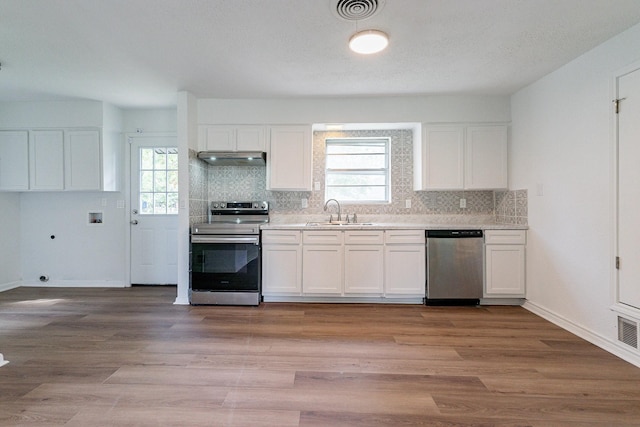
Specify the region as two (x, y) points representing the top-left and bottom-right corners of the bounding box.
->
(190, 235), (261, 292)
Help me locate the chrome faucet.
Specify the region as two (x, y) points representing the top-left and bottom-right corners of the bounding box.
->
(323, 198), (341, 222)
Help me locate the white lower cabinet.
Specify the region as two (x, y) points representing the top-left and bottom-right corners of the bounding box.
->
(261, 231), (302, 296)
(262, 228), (427, 301)
(302, 230), (343, 294)
(484, 230), (526, 298)
(384, 230), (426, 297)
(344, 231), (384, 295)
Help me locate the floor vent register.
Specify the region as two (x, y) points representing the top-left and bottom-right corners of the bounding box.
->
(618, 316), (639, 349)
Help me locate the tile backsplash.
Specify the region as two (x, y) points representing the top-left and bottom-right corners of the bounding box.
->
(188, 129), (527, 226)
(495, 189), (528, 225)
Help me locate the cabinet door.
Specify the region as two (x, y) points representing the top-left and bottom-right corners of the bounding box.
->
(485, 244), (525, 297)
(199, 125), (235, 151)
(65, 130), (101, 191)
(302, 245), (343, 294)
(422, 126), (464, 190)
(0, 131), (29, 191)
(385, 245), (426, 296)
(236, 126), (266, 151)
(267, 125), (312, 191)
(465, 126), (508, 189)
(262, 244), (302, 295)
(344, 245), (384, 294)
(30, 130), (64, 190)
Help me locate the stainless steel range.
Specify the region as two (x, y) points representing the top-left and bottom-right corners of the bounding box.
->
(189, 201), (269, 306)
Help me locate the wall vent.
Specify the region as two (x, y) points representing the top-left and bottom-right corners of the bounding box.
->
(332, 0), (386, 21)
(618, 316), (639, 349)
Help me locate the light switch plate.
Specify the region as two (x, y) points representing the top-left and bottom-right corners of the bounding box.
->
(405, 199), (411, 209)
(460, 198), (467, 209)
(301, 198), (308, 208)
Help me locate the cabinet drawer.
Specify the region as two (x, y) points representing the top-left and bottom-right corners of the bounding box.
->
(303, 230), (343, 245)
(262, 230), (301, 245)
(485, 230), (526, 245)
(344, 230), (384, 245)
(384, 230), (425, 245)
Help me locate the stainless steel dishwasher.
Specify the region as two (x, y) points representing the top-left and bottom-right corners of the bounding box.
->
(426, 230), (484, 305)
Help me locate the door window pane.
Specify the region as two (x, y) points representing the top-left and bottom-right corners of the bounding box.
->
(139, 147), (178, 215)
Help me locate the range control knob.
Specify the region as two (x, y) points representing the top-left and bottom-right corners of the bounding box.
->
(221, 203), (226, 209)
(212, 203), (219, 208)
(253, 203), (258, 209)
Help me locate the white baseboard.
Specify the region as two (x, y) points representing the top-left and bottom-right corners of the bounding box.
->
(523, 300), (640, 368)
(20, 280), (127, 288)
(0, 281), (21, 292)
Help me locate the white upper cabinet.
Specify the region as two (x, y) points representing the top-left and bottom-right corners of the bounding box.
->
(0, 131), (29, 191)
(266, 125), (312, 191)
(414, 126), (464, 190)
(0, 128), (119, 192)
(198, 125), (266, 152)
(414, 124), (508, 190)
(465, 126), (508, 189)
(65, 130), (101, 191)
(30, 130), (64, 190)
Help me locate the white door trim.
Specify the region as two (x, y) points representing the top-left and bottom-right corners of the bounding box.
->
(610, 59), (640, 316)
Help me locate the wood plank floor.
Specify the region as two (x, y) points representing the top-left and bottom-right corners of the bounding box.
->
(1, 286), (640, 426)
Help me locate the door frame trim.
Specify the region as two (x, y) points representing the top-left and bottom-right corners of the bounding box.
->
(610, 60), (640, 316)
(124, 132), (177, 287)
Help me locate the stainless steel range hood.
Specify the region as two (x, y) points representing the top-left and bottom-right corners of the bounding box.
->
(197, 151), (266, 166)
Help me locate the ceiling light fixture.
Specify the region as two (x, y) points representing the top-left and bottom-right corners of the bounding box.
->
(349, 29), (389, 54)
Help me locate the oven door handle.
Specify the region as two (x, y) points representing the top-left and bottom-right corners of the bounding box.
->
(191, 235), (260, 245)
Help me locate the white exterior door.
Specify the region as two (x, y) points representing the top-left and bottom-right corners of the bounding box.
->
(130, 136), (178, 285)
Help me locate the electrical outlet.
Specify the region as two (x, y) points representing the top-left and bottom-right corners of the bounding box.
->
(314, 181), (321, 191)
(405, 199), (411, 209)
(101, 198), (107, 207)
(460, 198), (467, 209)
(301, 198), (308, 208)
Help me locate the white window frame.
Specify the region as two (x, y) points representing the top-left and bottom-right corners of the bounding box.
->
(324, 137), (390, 204)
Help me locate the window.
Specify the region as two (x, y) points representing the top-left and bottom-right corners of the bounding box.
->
(139, 147), (179, 215)
(325, 138), (390, 203)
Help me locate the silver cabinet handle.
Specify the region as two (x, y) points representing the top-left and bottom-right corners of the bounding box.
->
(131, 220), (138, 225)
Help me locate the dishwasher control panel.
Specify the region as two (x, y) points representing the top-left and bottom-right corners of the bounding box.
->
(426, 230), (483, 238)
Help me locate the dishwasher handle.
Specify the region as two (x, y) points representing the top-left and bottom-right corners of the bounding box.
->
(426, 230), (483, 238)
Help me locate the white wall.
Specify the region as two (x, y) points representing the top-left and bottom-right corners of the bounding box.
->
(0, 193), (21, 289)
(511, 22), (640, 364)
(0, 100), (104, 128)
(20, 192), (127, 286)
(197, 95), (511, 124)
(122, 108), (177, 133)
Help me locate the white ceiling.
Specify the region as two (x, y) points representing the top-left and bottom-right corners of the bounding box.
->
(2, 0), (640, 108)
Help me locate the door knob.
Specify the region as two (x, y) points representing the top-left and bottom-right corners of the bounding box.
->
(131, 220), (139, 225)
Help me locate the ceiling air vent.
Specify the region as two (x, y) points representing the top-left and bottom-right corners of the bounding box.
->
(332, 0), (386, 21)
(618, 316), (639, 349)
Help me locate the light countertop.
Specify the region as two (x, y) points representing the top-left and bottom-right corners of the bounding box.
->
(260, 223), (528, 231)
